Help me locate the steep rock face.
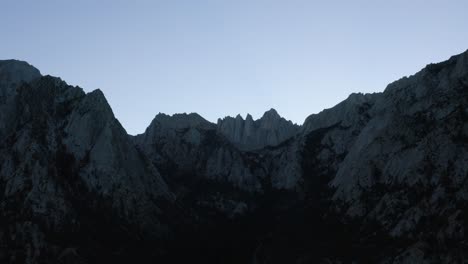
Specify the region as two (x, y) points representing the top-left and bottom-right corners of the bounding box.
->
(0, 63), (173, 263)
(267, 50), (468, 263)
(0, 60), (42, 139)
(0, 60), (41, 97)
(329, 52), (468, 262)
(217, 109), (299, 150)
(135, 113), (263, 193)
(135, 109), (304, 195)
(135, 109), (306, 195)
(302, 92), (378, 134)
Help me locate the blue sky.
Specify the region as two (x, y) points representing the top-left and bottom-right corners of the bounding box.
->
(2, 0), (468, 134)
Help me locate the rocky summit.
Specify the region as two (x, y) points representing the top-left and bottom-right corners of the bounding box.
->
(0, 50), (467, 264)
(217, 109), (300, 151)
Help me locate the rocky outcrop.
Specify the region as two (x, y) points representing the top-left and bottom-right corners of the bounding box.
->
(0, 60), (42, 139)
(135, 113), (261, 190)
(217, 108), (299, 150)
(0, 60), (41, 97)
(134, 109), (302, 193)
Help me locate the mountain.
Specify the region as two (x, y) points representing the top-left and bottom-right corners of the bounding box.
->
(0, 50), (467, 263)
(217, 109), (300, 150)
(0, 62), (174, 263)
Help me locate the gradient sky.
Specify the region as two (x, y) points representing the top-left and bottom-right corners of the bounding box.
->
(2, 0), (468, 134)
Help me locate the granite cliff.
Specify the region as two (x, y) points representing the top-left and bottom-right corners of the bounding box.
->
(217, 109), (299, 150)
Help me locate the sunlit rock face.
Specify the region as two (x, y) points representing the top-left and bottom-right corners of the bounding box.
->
(0, 49), (467, 263)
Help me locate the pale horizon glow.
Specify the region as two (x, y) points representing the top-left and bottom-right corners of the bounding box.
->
(2, 0), (468, 134)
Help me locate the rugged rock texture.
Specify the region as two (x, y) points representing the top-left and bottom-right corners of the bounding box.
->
(134, 109), (302, 193)
(0, 50), (467, 263)
(331, 52), (468, 262)
(273, 50), (468, 263)
(0, 62), (173, 263)
(134, 112), (263, 192)
(217, 109), (300, 150)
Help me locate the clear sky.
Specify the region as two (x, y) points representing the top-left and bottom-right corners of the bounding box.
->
(1, 0), (468, 135)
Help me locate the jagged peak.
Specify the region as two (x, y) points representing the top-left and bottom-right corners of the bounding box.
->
(32, 75), (78, 92)
(261, 108), (280, 119)
(219, 108), (288, 124)
(86, 88), (108, 103)
(216, 108), (300, 150)
(155, 112), (205, 120)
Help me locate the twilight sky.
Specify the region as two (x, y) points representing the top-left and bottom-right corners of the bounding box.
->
(2, 0), (468, 135)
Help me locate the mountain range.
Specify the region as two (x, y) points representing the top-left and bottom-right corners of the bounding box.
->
(0, 50), (467, 263)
